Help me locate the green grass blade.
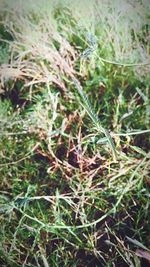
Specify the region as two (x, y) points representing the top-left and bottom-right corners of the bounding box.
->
(73, 77), (117, 161)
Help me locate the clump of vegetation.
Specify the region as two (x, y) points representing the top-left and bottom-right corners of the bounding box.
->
(0, 0), (150, 266)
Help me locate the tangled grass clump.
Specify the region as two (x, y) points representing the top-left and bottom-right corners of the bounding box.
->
(0, 1), (150, 266)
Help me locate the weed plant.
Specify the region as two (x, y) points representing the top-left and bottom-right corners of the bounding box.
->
(0, 1), (150, 266)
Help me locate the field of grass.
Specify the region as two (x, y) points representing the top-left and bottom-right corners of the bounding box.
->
(0, 0), (150, 266)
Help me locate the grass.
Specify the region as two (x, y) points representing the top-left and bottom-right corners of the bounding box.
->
(0, 0), (150, 266)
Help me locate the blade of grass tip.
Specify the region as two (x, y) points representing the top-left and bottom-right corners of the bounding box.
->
(113, 129), (150, 137)
(72, 77), (117, 161)
(126, 236), (150, 252)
